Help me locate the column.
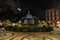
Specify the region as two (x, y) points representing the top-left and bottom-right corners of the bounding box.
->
(52, 9), (55, 26)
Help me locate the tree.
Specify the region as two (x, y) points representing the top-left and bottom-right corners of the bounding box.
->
(4, 20), (12, 26)
(38, 21), (47, 27)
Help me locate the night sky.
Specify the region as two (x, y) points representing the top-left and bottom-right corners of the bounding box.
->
(0, 0), (53, 20)
(20, 0), (53, 9)
(19, 0), (53, 20)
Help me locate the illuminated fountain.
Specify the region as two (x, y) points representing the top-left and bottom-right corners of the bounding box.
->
(26, 10), (33, 19)
(21, 10), (39, 28)
(21, 10), (39, 25)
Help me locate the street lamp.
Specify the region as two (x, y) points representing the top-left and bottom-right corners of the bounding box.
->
(12, 23), (16, 27)
(17, 8), (21, 11)
(57, 21), (60, 24)
(57, 21), (60, 28)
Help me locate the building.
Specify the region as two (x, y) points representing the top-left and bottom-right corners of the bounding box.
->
(45, 7), (60, 27)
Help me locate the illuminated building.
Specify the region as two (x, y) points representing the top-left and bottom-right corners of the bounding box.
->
(21, 10), (39, 27)
(45, 8), (59, 27)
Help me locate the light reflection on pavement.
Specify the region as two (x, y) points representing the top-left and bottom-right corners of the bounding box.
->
(0, 30), (59, 40)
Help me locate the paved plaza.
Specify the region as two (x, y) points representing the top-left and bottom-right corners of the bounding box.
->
(0, 29), (60, 40)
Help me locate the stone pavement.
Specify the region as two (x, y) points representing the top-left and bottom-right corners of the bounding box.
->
(0, 31), (59, 40)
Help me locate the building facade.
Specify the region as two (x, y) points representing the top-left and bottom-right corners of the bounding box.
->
(45, 8), (60, 27)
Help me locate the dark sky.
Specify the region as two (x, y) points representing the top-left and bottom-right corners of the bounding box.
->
(0, 0), (53, 20)
(19, 0), (53, 20)
(20, 0), (53, 9)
